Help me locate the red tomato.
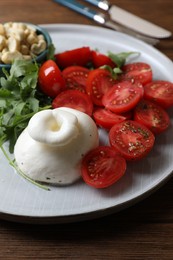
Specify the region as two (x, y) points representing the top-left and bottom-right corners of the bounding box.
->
(143, 80), (173, 109)
(52, 89), (93, 116)
(120, 110), (133, 120)
(38, 60), (66, 98)
(62, 66), (89, 93)
(109, 120), (155, 160)
(81, 146), (126, 188)
(134, 99), (170, 134)
(120, 62), (152, 85)
(55, 47), (92, 69)
(93, 108), (127, 129)
(86, 68), (116, 106)
(102, 81), (144, 114)
(91, 50), (116, 68)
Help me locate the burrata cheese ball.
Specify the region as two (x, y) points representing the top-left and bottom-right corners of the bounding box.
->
(14, 107), (99, 185)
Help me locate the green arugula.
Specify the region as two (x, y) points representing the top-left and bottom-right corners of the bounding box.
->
(100, 65), (122, 80)
(108, 51), (140, 68)
(0, 59), (51, 153)
(100, 51), (140, 79)
(46, 43), (56, 60)
(1, 144), (50, 191)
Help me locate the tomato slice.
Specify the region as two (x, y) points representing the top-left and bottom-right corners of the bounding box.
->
(81, 146), (126, 188)
(91, 50), (116, 68)
(134, 99), (170, 134)
(86, 68), (116, 106)
(62, 66), (89, 93)
(52, 89), (93, 116)
(143, 80), (173, 109)
(120, 62), (152, 85)
(55, 47), (92, 69)
(93, 108), (127, 129)
(102, 81), (143, 113)
(109, 120), (155, 160)
(38, 60), (66, 98)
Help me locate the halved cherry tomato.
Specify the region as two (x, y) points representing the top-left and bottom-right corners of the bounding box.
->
(81, 146), (126, 188)
(102, 81), (144, 114)
(38, 60), (66, 98)
(91, 50), (116, 68)
(120, 62), (152, 85)
(86, 68), (116, 106)
(134, 99), (170, 134)
(143, 80), (173, 109)
(55, 47), (92, 69)
(120, 110), (133, 120)
(109, 120), (155, 160)
(52, 89), (93, 116)
(93, 108), (127, 129)
(62, 66), (89, 93)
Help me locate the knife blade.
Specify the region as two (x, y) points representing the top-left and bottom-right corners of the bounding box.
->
(83, 0), (172, 39)
(53, 0), (159, 45)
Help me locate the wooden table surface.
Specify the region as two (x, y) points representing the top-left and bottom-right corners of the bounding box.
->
(0, 0), (173, 259)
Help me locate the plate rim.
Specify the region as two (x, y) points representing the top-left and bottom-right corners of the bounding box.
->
(1, 23), (173, 224)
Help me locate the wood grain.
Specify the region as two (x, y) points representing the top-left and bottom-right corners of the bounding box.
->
(0, 0), (173, 259)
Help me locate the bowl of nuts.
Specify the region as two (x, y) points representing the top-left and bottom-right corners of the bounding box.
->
(0, 22), (52, 73)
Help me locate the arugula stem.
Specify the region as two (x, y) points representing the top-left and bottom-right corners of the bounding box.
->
(0, 145), (50, 191)
(12, 105), (52, 127)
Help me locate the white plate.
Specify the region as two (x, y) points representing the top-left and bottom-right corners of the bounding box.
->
(1, 24), (173, 224)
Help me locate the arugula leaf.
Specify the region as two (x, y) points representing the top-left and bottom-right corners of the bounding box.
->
(46, 43), (56, 60)
(100, 65), (122, 79)
(0, 59), (51, 153)
(108, 51), (140, 68)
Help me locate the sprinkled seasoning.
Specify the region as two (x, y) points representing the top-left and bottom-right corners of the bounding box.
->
(109, 120), (155, 160)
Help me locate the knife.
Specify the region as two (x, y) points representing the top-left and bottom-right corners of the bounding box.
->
(83, 0), (172, 39)
(53, 0), (159, 45)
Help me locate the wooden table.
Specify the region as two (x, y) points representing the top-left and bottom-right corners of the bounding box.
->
(0, 0), (173, 259)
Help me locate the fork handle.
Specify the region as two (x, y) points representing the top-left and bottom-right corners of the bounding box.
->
(83, 0), (110, 11)
(54, 0), (98, 20)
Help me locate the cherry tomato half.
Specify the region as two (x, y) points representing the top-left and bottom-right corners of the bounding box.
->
(134, 99), (170, 134)
(86, 68), (116, 106)
(62, 66), (89, 93)
(38, 60), (66, 98)
(109, 120), (155, 160)
(52, 89), (93, 116)
(91, 50), (116, 68)
(55, 47), (92, 69)
(81, 146), (126, 188)
(143, 80), (173, 109)
(93, 108), (127, 129)
(121, 62), (152, 85)
(102, 81), (144, 114)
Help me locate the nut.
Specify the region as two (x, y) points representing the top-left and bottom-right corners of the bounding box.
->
(0, 22), (47, 64)
(1, 50), (23, 64)
(0, 24), (5, 35)
(7, 36), (20, 52)
(0, 35), (6, 51)
(27, 32), (38, 45)
(31, 40), (47, 55)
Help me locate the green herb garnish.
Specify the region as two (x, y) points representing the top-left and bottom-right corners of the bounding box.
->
(100, 65), (122, 79)
(100, 51), (140, 79)
(108, 51), (140, 68)
(0, 144), (50, 191)
(0, 59), (52, 190)
(47, 43), (56, 60)
(0, 59), (51, 153)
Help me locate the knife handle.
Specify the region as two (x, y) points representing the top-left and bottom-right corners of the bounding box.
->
(54, 0), (105, 23)
(83, 0), (110, 11)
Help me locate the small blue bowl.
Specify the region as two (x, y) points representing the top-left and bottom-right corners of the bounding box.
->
(0, 22), (52, 75)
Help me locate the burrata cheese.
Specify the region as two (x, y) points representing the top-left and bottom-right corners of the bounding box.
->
(14, 107), (99, 185)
